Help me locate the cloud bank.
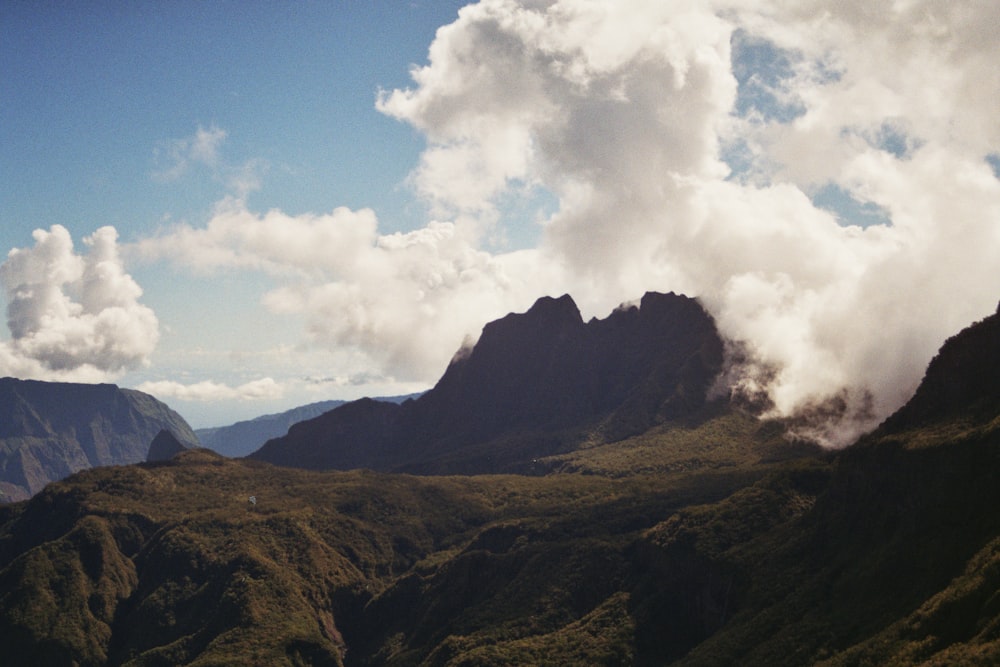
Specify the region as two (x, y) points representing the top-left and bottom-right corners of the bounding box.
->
(132, 1), (999, 444)
(0, 225), (159, 382)
(373, 0), (1000, 444)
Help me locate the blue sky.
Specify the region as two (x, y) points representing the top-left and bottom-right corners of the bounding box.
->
(2, 1), (463, 244)
(2, 1), (999, 443)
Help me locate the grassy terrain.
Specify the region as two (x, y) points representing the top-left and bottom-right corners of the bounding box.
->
(0, 406), (828, 666)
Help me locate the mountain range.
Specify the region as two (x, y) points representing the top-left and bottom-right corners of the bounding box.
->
(0, 293), (997, 665)
(0, 379), (199, 503)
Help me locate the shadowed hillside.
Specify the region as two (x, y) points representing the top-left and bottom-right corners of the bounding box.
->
(0, 447), (781, 666)
(664, 305), (1000, 665)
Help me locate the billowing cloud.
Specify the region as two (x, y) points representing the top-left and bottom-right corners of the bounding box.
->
(133, 1), (1000, 446)
(372, 0), (1000, 444)
(136, 377), (284, 402)
(136, 197), (550, 379)
(0, 225), (159, 381)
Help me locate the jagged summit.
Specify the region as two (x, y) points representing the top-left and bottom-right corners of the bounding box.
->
(526, 292), (582, 320)
(250, 291), (724, 474)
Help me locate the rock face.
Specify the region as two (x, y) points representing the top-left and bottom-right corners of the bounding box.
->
(146, 429), (190, 462)
(0, 379), (199, 501)
(251, 291), (725, 473)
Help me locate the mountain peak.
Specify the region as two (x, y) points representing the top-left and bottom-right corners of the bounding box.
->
(477, 293), (584, 347)
(0, 379), (199, 501)
(525, 293), (582, 323)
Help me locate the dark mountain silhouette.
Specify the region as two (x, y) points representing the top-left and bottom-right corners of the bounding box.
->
(251, 291), (725, 473)
(145, 429), (190, 462)
(195, 394), (421, 459)
(0, 378), (198, 502)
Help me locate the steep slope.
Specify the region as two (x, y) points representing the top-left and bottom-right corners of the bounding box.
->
(879, 301), (1000, 434)
(252, 291), (725, 474)
(195, 399), (348, 458)
(0, 378), (199, 502)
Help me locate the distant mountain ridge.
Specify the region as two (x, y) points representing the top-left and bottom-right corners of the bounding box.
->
(0, 378), (198, 502)
(251, 291), (725, 473)
(196, 394), (421, 458)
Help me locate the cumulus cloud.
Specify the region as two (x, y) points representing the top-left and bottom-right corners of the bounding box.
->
(136, 377), (284, 402)
(0, 225), (159, 381)
(133, 1), (1000, 446)
(371, 0), (1000, 445)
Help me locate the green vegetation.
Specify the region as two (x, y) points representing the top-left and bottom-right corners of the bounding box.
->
(0, 413), (829, 666)
(546, 403), (822, 476)
(2, 398), (1000, 665)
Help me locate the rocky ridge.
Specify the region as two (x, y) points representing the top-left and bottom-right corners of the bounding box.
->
(251, 291), (724, 474)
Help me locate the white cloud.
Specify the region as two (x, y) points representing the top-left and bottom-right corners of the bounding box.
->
(370, 0), (1000, 445)
(0, 225), (159, 381)
(130, 1), (1000, 445)
(152, 125), (267, 197)
(136, 198), (550, 380)
(136, 377), (284, 402)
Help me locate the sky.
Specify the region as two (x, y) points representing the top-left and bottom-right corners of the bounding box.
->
(2, 1), (999, 443)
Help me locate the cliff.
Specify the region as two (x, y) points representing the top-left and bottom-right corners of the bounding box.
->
(0, 378), (198, 501)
